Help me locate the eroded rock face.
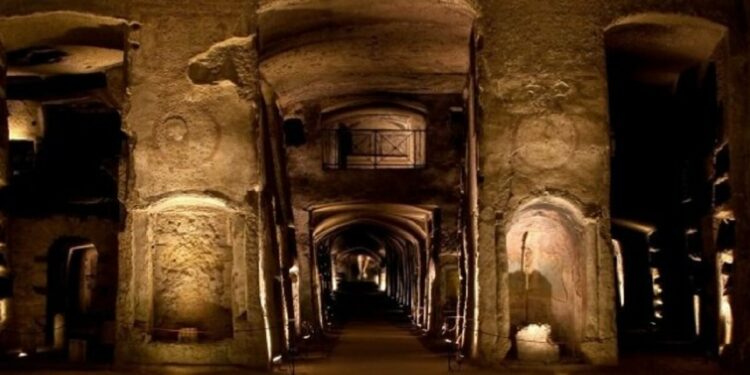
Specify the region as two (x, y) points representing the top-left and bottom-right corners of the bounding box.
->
(0, 0), (748, 371)
(112, 4), (268, 366)
(152, 208), (234, 340)
(188, 37), (256, 97)
(121, 195), (267, 366)
(474, 0), (615, 366)
(131, 82), (258, 203)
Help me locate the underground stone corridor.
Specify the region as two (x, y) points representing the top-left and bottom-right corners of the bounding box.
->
(0, 1), (750, 374)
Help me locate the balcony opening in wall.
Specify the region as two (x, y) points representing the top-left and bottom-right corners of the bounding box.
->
(321, 106), (427, 170)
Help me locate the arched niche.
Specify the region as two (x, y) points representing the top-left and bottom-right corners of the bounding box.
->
(142, 195), (239, 342)
(505, 197), (586, 357)
(605, 13), (732, 357)
(46, 237), (99, 349)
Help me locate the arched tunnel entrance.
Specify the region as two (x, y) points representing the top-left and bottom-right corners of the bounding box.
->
(309, 203), (438, 330)
(255, 0), (476, 368)
(605, 14), (734, 358)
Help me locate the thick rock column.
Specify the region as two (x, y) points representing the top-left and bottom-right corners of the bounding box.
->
(474, 1), (617, 365)
(115, 1), (275, 368)
(0, 41), (6, 188)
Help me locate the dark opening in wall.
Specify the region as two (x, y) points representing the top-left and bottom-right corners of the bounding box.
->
(613, 222), (657, 339)
(0, 257), (11, 299)
(716, 220), (735, 251)
(7, 73), (109, 100)
(713, 178), (731, 206)
(283, 118), (306, 146)
(46, 237), (103, 355)
(714, 144), (729, 178)
(606, 15), (726, 350)
(5, 102), (123, 216)
(9, 140), (35, 182)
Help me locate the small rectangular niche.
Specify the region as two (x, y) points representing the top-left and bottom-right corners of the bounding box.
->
(716, 219), (735, 251)
(713, 176), (731, 206)
(684, 228), (702, 255)
(9, 140), (35, 179)
(714, 143), (729, 178)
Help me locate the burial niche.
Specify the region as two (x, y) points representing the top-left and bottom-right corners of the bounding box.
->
(46, 238), (99, 351)
(506, 199), (584, 360)
(149, 196), (235, 342)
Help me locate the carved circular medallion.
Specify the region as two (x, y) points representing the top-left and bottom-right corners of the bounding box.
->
(154, 114), (220, 169)
(514, 114), (579, 170)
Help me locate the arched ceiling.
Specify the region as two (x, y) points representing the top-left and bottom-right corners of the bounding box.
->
(314, 215), (424, 245)
(258, 0), (475, 111)
(605, 13), (726, 85)
(310, 202), (436, 257)
(310, 202), (434, 226)
(328, 224), (416, 267)
(0, 11), (127, 52)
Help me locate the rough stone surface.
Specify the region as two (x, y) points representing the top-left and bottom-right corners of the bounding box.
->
(119, 196), (267, 367)
(0, 0), (747, 371)
(152, 209), (234, 339)
(475, 0), (615, 366)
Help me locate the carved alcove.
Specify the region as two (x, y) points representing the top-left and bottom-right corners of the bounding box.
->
(130, 195), (251, 349)
(150, 203), (234, 341)
(505, 197), (590, 359)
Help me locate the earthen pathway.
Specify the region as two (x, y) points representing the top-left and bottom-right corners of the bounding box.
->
(295, 320), (450, 375)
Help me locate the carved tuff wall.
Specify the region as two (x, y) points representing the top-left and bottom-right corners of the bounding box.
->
(0, 0), (747, 370)
(473, 0), (616, 365)
(114, 1), (271, 367)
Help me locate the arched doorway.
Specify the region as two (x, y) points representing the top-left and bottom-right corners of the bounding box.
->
(506, 198), (585, 360)
(46, 237), (99, 355)
(605, 13), (732, 356)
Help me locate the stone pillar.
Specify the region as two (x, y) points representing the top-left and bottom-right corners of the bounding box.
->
(0, 40), (6, 188)
(474, 1), (617, 365)
(115, 1), (273, 368)
(0, 40), (10, 351)
(0, 40), (9, 346)
(293, 210), (318, 332)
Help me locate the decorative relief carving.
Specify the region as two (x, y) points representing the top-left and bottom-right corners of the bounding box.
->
(494, 74), (603, 115)
(153, 113), (220, 169)
(513, 114), (580, 170)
